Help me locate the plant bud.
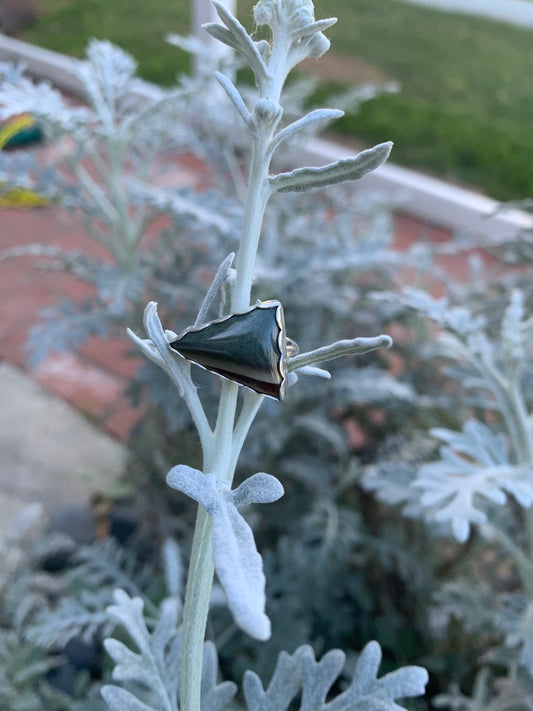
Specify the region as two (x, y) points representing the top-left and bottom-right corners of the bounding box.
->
(254, 98), (282, 125)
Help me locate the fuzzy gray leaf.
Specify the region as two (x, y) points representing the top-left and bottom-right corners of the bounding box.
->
(69, 538), (153, 599)
(106, 590), (150, 656)
(101, 686), (155, 711)
(501, 289), (533, 367)
(76, 39), (137, 131)
(332, 368), (416, 405)
(133, 303), (213, 450)
(202, 23), (240, 52)
(289, 18), (338, 40)
(397, 287), (487, 335)
(296, 365), (331, 379)
(269, 142), (392, 193)
(243, 649), (303, 711)
(242, 642), (427, 711)
(0, 73), (92, 129)
(205, 2), (268, 84)
(214, 72), (252, 127)
(299, 646), (346, 711)
(501, 598), (533, 675)
(132, 182), (232, 233)
(415, 420), (533, 542)
(126, 327), (165, 371)
(162, 538), (184, 600)
(140, 302), (187, 386)
(26, 299), (110, 368)
(327, 641), (428, 711)
(292, 414), (348, 460)
(166, 464), (215, 510)
(232, 472), (284, 508)
(269, 109), (344, 155)
(201, 641), (238, 711)
(362, 461), (423, 518)
(166, 466), (277, 640)
(102, 590), (180, 711)
(105, 639), (156, 688)
(151, 597), (181, 673)
(288, 335), (392, 372)
(25, 588), (112, 649)
(194, 252), (235, 327)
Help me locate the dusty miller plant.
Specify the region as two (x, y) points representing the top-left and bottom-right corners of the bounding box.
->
(0, 21), (428, 691)
(98, 2), (429, 711)
(363, 273), (533, 706)
(0, 40), (239, 365)
(0, 504), (86, 710)
(0, 502), (188, 710)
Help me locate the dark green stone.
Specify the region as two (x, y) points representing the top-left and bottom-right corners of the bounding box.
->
(169, 300), (288, 400)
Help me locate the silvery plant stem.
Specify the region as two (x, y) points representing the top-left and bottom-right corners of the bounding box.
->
(474, 351), (533, 569)
(232, 138), (271, 312)
(179, 99), (273, 711)
(135, 2), (394, 707)
(180, 506), (215, 711)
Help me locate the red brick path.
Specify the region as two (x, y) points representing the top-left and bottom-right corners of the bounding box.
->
(0, 150), (455, 442)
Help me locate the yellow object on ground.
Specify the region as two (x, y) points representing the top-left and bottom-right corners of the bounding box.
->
(0, 114), (49, 208)
(0, 114), (37, 148)
(0, 187), (49, 208)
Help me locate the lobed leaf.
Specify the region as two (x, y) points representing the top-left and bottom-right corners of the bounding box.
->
(414, 420), (533, 542)
(102, 590), (181, 711)
(299, 646), (346, 711)
(243, 649), (303, 711)
(200, 641), (237, 711)
(327, 641), (428, 711)
(242, 642), (427, 711)
(101, 686), (155, 711)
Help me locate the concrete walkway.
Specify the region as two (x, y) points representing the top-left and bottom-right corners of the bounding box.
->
(0, 362), (126, 531)
(0, 145), (201, 533)
(399, 0), (533, 27)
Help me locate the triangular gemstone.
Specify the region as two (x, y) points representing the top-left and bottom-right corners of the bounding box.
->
(169, 300), (288, 400)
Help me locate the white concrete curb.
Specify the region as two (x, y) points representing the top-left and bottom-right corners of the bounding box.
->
(399, 0), (533, 27)
(0, 33), (164, 102)
(301, 138), (533, 240)
(0, 32), (531, 240)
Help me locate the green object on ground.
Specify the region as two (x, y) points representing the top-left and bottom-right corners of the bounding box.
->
(0, 116), (47, 205)
(2, 123), (43, 148)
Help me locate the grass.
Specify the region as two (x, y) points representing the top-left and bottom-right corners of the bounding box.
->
(318, 0), (533, 200)
(20, 0), (193, 81)
(18, 0), (533, 200)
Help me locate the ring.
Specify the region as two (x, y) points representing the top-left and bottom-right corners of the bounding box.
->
(169, 300), (297, 400)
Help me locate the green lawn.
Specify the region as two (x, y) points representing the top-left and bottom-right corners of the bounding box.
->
(21, 0), (192, 81)
(19, 0), (533, 200)
(321, 0), (533, 200)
